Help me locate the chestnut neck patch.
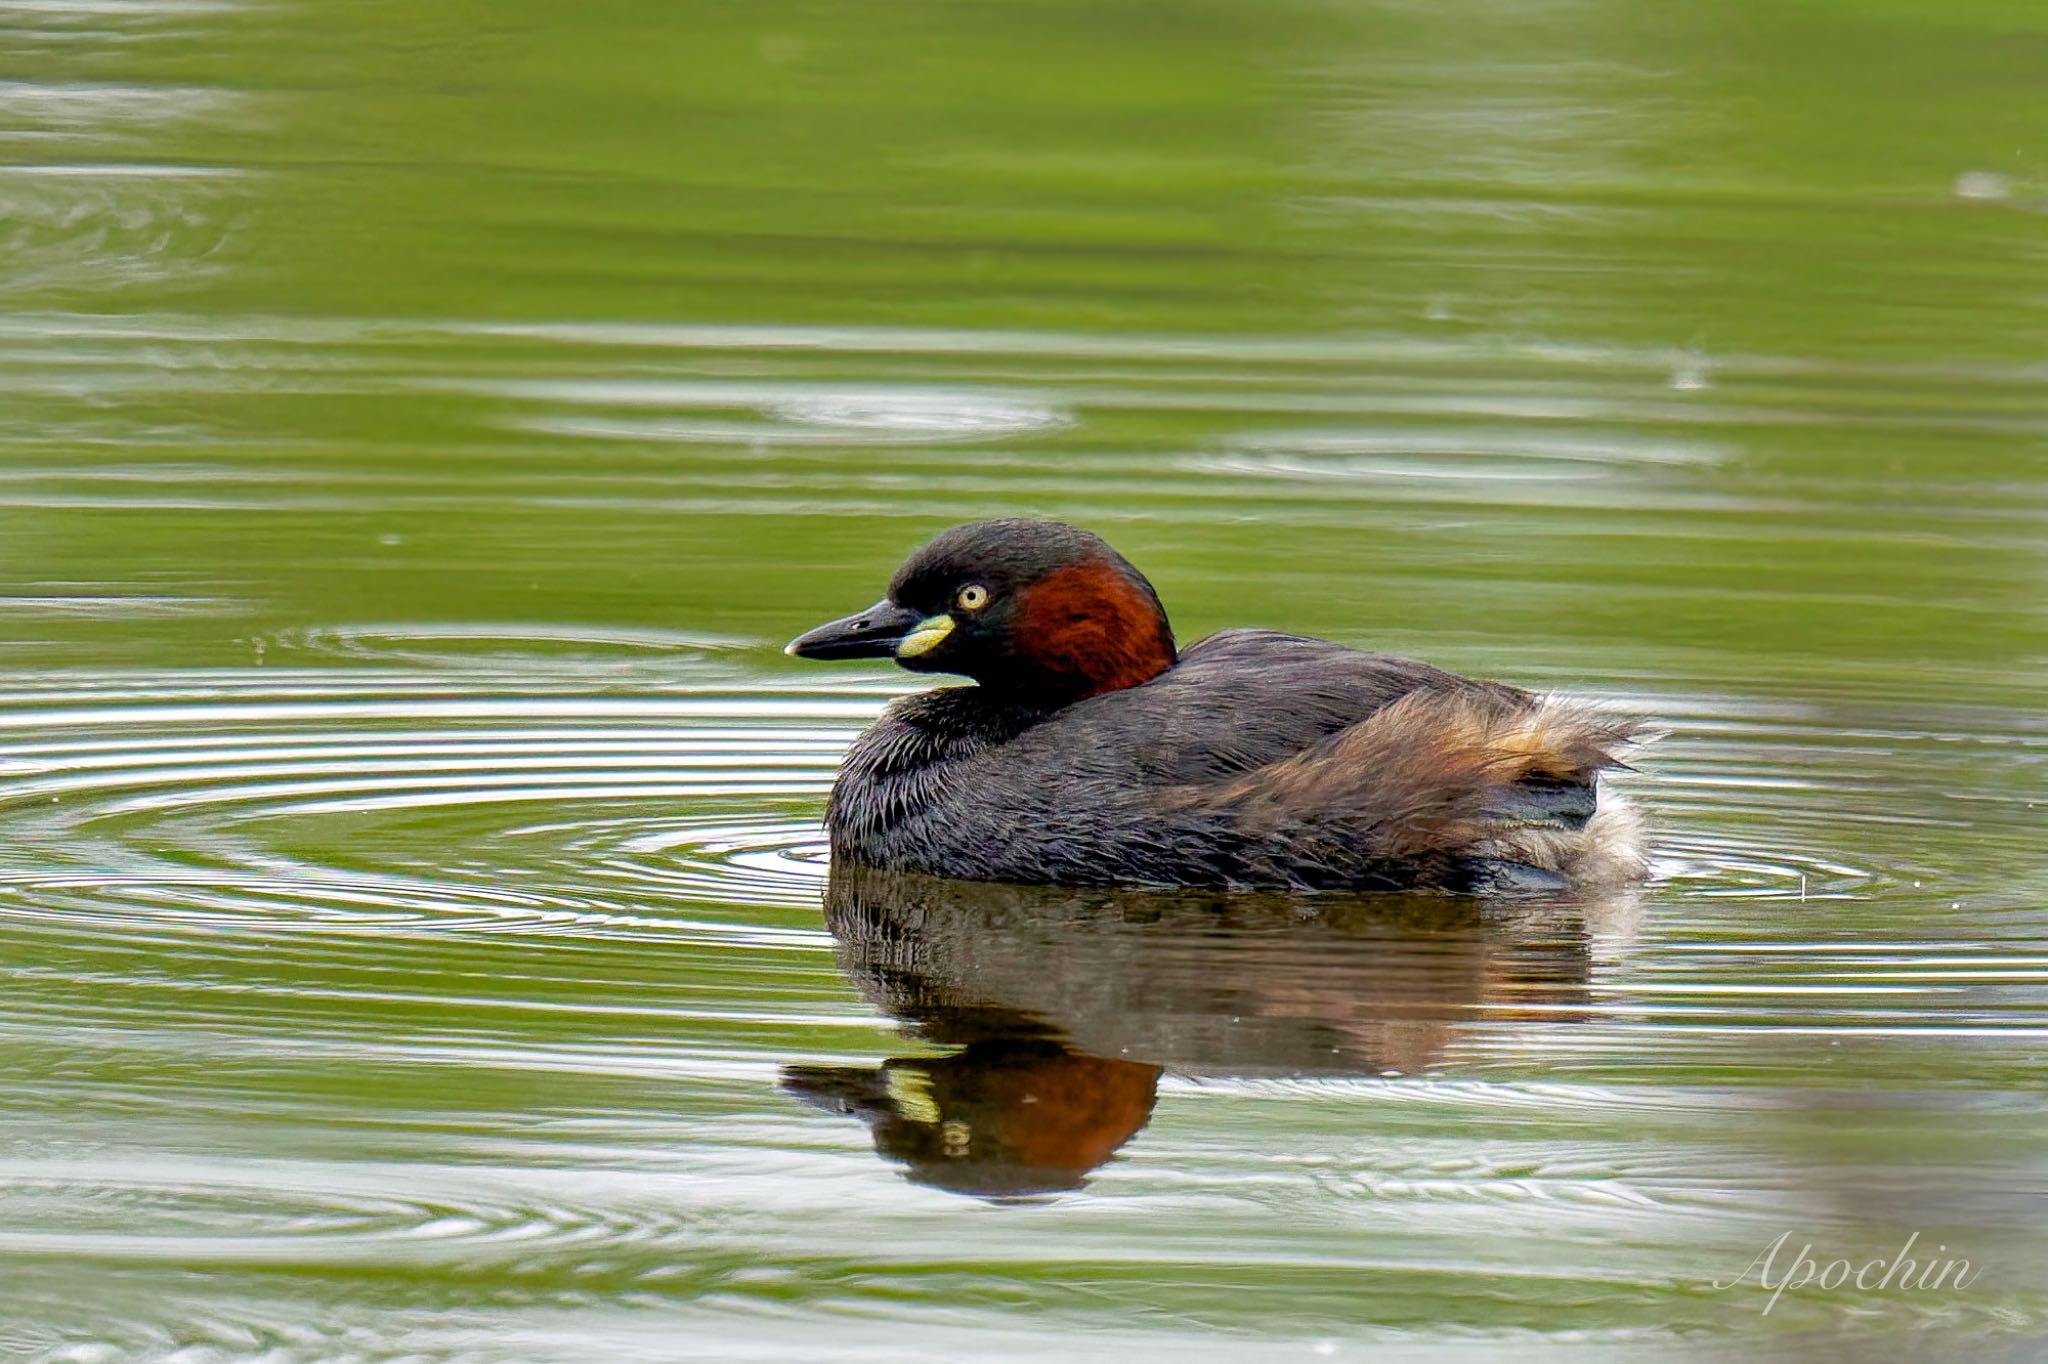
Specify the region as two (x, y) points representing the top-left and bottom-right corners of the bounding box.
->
(1007, 560), (1176, 706)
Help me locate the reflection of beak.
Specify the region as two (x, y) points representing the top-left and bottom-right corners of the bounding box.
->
(784, 599), (936, 660)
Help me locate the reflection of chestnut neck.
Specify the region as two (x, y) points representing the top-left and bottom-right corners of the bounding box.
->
(783, 1040), (1161, 1198)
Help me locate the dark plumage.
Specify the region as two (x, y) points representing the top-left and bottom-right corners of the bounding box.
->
(787, 519), (1646, 893)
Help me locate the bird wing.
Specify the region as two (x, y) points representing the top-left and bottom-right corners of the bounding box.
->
(1052, 629), (1636, 836)
(1107, 629), (1533, 782)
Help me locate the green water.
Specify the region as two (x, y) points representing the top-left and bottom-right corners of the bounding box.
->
(4, 0), (2046, 1358)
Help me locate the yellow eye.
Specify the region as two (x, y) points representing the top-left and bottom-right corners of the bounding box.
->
(956, 583), (990, 612)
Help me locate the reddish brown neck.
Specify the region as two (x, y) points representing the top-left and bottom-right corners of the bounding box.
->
(1007, 561), (1176, 706)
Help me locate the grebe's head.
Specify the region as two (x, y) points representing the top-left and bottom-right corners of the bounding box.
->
(786, 519), (1176, 707)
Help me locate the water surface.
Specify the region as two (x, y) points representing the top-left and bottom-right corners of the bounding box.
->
(2, 0), (2046, 1359)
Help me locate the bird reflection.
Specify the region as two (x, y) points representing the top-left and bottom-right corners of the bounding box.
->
(784, 864), (1636, 1198)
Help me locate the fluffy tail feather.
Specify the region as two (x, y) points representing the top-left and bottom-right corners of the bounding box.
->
(1183, 690), (1646, 887)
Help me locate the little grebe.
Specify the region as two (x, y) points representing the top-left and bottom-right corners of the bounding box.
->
(787, 519), (1644, 893)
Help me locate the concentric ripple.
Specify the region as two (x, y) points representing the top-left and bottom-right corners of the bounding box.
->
(0, 656), (871, 944)
(0, 645), (2041, 1352)
(0, 650), (2035, 1026)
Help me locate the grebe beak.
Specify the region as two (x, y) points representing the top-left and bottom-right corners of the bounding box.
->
(785, 599), (931, 661)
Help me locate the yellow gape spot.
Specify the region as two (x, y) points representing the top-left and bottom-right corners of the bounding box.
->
(885, 1068), (942, 1125)
(895, 614), (954, 658)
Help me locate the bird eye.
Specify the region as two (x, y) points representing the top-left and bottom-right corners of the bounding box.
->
(956, 583), (991, 611)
